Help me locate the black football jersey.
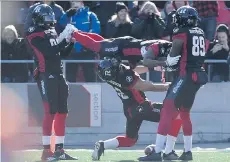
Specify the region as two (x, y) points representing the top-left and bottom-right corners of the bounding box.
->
(172, 27), (207, 74)
(26, 26), (73, 74)
(105, 64), (147, 105)
(143, 40), (172, 59)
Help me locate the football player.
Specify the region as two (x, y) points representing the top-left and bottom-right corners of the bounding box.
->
(138, 6), (209, 161)
(91, 57), (169, 161)
(61, 24), (180, 69)
(26, 4), (77, 161)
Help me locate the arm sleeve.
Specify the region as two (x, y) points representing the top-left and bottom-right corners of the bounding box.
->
(90, 12), (101, 34)
(120, 69), (140, 89)
(30, 36), (68, 58)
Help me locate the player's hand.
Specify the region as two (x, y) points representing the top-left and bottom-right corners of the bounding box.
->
(165, 55), (181, 66)
(65, 24), (78, 34)
(70, 38), (77, 43)
(66, 8), (77, 17)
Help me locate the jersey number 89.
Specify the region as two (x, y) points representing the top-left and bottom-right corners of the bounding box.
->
(192, 36), (205, 56)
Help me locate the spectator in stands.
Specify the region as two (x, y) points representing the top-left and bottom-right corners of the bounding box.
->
(105, 2), (133, 38)
(132, 1), (166, 82)
(192, 1), (219, 41)
(132, 1), (166, 40)
(59, 1), (100, 82)
(1, 25), (32, 83)
(24, 1), (64, 34)
(89, 1), (118, 37)
(206, 24), (230, 82)
(129, 1), (145, 21)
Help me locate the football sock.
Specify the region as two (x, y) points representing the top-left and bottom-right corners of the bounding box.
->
(184, 136), (192, 152)
(103, 138), (119, 149)
(155, 134), (167, 153)
(165, 119), (182, 154)
(55, 136), (65, 150)
(42, 102), (54, 150)
(42, 136), (51, 150)
(165, 135), (177, 154)
(116, 136), (137, 147)
(54, 113), (67, 136)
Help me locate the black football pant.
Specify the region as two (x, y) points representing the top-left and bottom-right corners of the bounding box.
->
(37, 73), (69, 114)
(164, 71), (208, 110)
(124, 101), (162, 139)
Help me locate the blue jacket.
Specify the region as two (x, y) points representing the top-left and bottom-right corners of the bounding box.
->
(59, 7), (100, 53)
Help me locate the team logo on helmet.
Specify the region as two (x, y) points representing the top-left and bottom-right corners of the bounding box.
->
(28, 27), (35, 32)
(126, 76), (133, 82)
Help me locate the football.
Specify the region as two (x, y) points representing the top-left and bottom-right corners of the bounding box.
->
(144, 144), (156, 155)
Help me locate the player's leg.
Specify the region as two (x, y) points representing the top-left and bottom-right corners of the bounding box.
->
(79, 31), (105, 41)
(72, 31), (102, 53)
(53, 75), (78, 160)
(138, 76), (187, 161)
(179, 82), (201, 161)
(37, 73), (58, 161)
(92, 105), (142, 160)
(163, 112), (181, 160)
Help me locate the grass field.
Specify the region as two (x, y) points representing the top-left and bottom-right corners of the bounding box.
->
(13, 149), (230, 162)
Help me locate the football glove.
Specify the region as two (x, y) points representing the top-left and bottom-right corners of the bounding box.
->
(165, 55), (181, 66)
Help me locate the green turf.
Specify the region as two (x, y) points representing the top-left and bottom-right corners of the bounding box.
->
(13, 150), (230, 162)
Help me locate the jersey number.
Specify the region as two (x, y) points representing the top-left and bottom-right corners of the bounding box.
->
(192, 36), (205, 56)
(49, 38), (58, 46)
(114, 87), (129, 100)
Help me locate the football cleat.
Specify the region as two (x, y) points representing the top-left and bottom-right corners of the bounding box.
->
(163, 150), (179, 160)
(178, 150), (193, 161)
(92, 141), (105, 161)
(54, 147), (78, 160)
(41, 149), (56, 162)
(138, 152), (162, 161)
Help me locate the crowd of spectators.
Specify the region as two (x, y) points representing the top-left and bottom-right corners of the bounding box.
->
(1, 1), (230, 83)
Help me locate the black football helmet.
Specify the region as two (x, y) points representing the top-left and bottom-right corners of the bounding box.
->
(175, 6), (200, 28)
(97, 57), (121, 81)
(32, 4), (56, 29)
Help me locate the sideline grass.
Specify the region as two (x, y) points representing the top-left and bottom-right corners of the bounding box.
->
(13, 149), (230, 162)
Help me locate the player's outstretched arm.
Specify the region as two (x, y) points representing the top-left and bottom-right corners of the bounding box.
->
(134, 65), (149, 74)
(133, 78), (169, 92)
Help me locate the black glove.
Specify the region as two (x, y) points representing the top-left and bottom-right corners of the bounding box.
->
(66, 8), (77, 17)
